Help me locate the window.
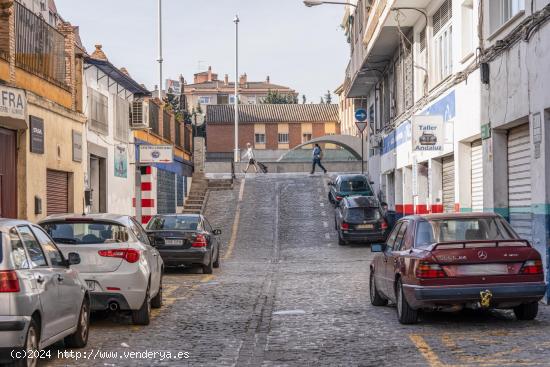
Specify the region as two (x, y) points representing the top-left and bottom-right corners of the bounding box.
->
(147, 215), (199, 231)
(339, 179), (373, 195)
(432, 0), (453, 84)
(32, 226), (65, 267)
(229, 95), (236, 104)
(302, 133), (312, 143)
(255, 133), (266, 144)
(9, 228), (29, 269)
(419, 28), (427, 52)
(130, 218), (149, 245)
(345, 208), (382, 222)
(114, 96), (130, 142)
(42, 221), (130, 245)
(385, 222), (402, 252)
(461, 0), (474, 58)
(278, 133), (289, 144)
(394, 222), (409, 251)
(490, 0), (524, 33)
(18, 226), (47, 267)
(198, 96), (211, 104)
(88, 88), (109, 135)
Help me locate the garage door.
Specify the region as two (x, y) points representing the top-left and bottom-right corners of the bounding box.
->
(0, 128), (17, 218)
(442, 155), (455, 213)
(507, 124), (532, 240)
(47, 170), (69, 215)
(157, 169), (176, 214)
(471, 140), (483, 212)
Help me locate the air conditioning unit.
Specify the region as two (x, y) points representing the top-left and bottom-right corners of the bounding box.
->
(130, 100), (149, 130)
(370, 135), (383, 148)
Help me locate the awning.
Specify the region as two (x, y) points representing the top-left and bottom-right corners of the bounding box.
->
(84, 57), (151, 96)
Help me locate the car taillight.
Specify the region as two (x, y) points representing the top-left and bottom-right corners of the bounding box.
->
(340, 222), (349, 230)
(98, 248), (140, 263)
(380, 220), (388, 230)
(0, 271), (20, 293)
(416, 261), (446, 278)
(520, 260), (543, 274)
(192, 234), (208, 248)
(336, 196), (343, 201)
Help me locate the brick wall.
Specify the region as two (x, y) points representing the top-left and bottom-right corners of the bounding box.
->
(312, 123), (325, 138)
(289, 123), (301, 148)
(265, 124), (278, 150)
(206, 123), (254, 153)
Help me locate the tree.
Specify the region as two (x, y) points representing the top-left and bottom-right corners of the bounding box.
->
(325, 90), (332, 104)
(164, 87), (186, 120)
(302, 94), (307, 104)
(261, 90), (298, 104)
(320, 97), (325, 104)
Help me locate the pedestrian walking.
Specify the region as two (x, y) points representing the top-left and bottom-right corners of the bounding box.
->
(242, 143), (258, 173)
(310, 143), (327, 174)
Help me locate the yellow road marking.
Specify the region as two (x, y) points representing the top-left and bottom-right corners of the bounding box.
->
(409, 334), (446, 367)
(223, 179), (245, 260)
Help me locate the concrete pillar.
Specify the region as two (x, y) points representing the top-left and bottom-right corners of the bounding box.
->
(430, 158), (443, 213)
(457, 142), (472, 212)
(395, 169), (403, 216)
(403, 166), (413, 215)
(417, 162), (429, 214)
(385, 172), (395, 210)
(483, 130), (509, 219)
(193, 137), (206, 174)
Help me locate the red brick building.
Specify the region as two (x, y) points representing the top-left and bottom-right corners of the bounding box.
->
(206, 104), (340, 160)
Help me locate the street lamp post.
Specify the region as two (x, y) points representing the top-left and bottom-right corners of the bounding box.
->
(233, 15), (240, 163)
(157, 0), (163, 99)
(303, 0), (357, 8)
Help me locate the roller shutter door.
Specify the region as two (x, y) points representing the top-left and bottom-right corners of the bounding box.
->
(442, 155), (455, 213)
(471, 140), (483, 212)
(0, 128), (17, 218)
(507, 124), (532, 240)
(157, 169), (176, 214)
(47, 170), (69, 215)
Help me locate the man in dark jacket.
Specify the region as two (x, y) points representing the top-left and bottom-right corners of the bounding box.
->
(310, 144), (327, 174)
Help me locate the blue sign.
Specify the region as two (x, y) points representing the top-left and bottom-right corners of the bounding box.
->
(421, 90), (455, 122)
(382, 131), (396, 155)
(395, 120), (412, 147)
(355, 108), (368, 122)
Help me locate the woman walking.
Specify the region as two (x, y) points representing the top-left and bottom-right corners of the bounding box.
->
(242, 143), (258, 173)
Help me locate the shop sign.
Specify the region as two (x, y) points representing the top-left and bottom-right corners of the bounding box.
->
(412, 115), (444, 152)
(72, 130), (82, 162)
(139, 145), (173, 164)
(30, 116), (44, 154)
(114, 145), (128, 178)
(0, 86), (27, 123)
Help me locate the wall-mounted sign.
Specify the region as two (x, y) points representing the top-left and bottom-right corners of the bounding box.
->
(412, 115), (444, 152)
(0, 86), (27, 127)
(30, 116), (44, 154)
(72, 130), (82, 162)
(139, 145), (173, 164)
(114, 145), (128, 178)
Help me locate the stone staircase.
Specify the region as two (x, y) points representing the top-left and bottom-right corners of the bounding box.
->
(181, 175), (233, 214)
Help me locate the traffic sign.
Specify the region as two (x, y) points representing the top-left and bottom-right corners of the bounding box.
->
(355, 121), (367, 133)
(355, 108), (368, 122)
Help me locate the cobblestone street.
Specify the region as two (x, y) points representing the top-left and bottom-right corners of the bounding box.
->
(42, 174), (550, 367)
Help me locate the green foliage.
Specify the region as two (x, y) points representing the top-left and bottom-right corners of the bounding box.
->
(325, 90), (332, 104)
(261, 90), (298, 104)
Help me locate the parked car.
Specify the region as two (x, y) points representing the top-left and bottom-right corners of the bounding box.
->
(146, 214), (221, 274)
(328, 174), (375, 205)
(0, 219), (89, 367)
(369, 213), (547, 324)
(334, 196), (388, 246)
(39, 214), (163, 326)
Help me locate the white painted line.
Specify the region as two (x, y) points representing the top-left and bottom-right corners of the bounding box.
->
(273, 310), (306, 316)
(320, 202), (325, 207)
(325, 233), (330, 240)
(323, 221), (328, 228)
(321, 211), (326, 217)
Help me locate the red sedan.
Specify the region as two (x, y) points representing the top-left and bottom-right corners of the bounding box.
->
(369, 213), (547, 324)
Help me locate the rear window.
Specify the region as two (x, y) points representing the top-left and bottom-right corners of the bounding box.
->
(415, 218), (515, 249)
(340, 180), (373, 195)
(346, 208), (381, 222)
(146, 216), (199, 231)
(41, 221), (130, 245)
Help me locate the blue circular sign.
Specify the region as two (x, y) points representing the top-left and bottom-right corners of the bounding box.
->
(151, 151), (160, 159)
(355, 108), (368, 122)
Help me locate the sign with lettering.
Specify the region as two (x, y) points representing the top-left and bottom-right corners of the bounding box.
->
(72, 130), (82, 162)
(412, 115), (444, 152)
(30, 116), (44, 154)
(0, 86), (27, 123)
(139, 145), (173, 164)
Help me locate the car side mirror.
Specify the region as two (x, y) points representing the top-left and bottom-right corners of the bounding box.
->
(213, 229), (222, 236)
(327, 182), (333, 186)
(371, 244), (385, 253)
(67, 252), (81, 266)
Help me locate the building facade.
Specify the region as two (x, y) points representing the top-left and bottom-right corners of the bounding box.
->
(0, 0), (86, 221)
(206, 104), (340, 161)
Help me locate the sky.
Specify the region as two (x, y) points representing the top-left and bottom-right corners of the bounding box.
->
(55, 0), (350, 103)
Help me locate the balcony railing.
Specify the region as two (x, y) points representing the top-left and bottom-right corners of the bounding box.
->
(14, 1), (67, 87)
(0, 11), (8, 61)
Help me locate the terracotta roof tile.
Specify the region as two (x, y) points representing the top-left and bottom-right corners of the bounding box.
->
(207, 104), (339, 124)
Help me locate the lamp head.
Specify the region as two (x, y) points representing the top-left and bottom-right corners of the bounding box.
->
(304, 0), (323, 7)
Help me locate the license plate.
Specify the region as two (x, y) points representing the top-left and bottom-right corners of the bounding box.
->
(456, 264), (509, 276)
(357, 224), (374, 230)
(165, 239), (184, 245)
(85, 280), (96, 291)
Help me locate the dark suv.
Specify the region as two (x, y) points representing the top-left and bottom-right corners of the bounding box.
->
(328, 174), (375, 206)
(334, 196), (388, 246)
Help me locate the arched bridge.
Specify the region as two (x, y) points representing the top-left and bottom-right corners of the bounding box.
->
(277, 135), (366, 162)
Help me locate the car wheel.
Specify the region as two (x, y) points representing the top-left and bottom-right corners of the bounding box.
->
(151, 275), (163, 309)
(338, 235), (347, 246)
(202, 252), (214, 274)
(64, 298), (90, 348)
(513, 302), (539, 320)
(131, 285), (151, 325)
(11, 319), (39, 367)
(213, 248), (220, 268)
(369, 271), (388, 306)
(396, 279), (418, 324)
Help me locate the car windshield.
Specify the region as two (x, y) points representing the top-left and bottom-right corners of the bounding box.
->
(415, 217), (516, 249)
(41, 221), (130, 245)
(340, 179), (372, 194)
(346, 208), (381, 222)
(147, 216), (199, 231)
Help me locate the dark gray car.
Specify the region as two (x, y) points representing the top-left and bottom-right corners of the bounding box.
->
(0, 219), (89, 367)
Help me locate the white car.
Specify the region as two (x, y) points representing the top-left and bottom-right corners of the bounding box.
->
(39, 214), (163, 325)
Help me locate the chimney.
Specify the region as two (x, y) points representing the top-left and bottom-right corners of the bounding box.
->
(224, 74), (229, 85)
(266, 75), (270, 84)
(207, 66), (212, 82)
(90, 44), (108, 61)
(239, 73), (247, 86)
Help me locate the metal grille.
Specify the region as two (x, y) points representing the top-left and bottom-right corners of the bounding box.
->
(88, 88), (108, 135)
(176, 175), (184, 207)
(46, 169), (68, 215)
(157, 169), (176, 214)
(149, 102), (160, 135)
(419, 28), (426, 51)
(471, 140), (483, 212)
(163, 110), (171, 140)
(433, 0), (452, 35)
(184, 126), (191, 152)
(14, 1), (66, 87)
(442, 155), (455, 213)
(175, 121), (182, 147)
